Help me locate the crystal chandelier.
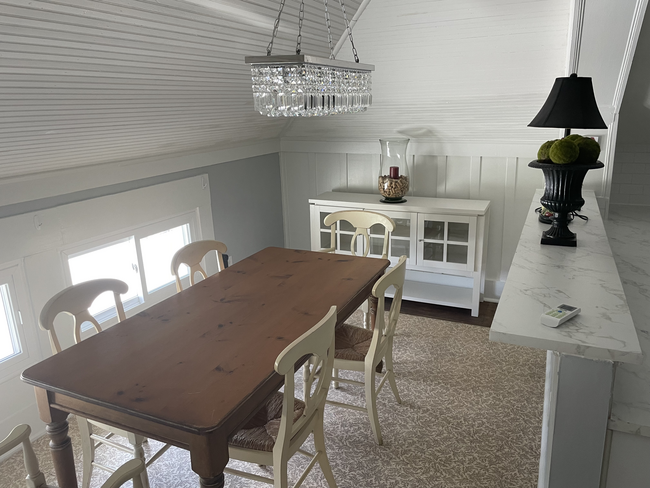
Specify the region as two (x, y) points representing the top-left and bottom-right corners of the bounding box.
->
(245, 0), (374, 117)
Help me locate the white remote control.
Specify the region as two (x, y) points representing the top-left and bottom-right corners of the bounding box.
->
(541, 304), (581, 327)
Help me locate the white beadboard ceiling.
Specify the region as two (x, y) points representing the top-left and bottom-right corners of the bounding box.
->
(283, 0), (570, 145)
(0, 0), (363, 178)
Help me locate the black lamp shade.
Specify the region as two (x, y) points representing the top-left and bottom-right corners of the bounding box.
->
(528, 73), (607, 129)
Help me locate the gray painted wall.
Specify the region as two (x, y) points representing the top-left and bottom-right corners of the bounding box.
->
(611, 9), (650, 206)
(0, 153), (285, 262)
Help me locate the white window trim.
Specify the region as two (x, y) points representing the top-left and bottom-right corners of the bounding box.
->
(0, 260), (39, 384)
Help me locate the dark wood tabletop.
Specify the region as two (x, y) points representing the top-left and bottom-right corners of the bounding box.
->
(22, 247), (389, 488)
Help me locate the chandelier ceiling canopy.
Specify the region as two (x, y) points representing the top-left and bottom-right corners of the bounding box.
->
(245, 0), (374, 117)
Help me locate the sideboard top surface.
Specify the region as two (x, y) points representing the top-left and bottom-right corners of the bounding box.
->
(489, 190), (642, 364)
(309, 192), (490, 216)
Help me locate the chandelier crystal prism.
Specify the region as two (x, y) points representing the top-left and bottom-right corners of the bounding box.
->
(245, 0), (374, 117)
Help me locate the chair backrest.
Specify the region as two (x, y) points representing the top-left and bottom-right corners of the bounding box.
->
(369, 255), (407, 356)
(323, 210), (396, 259)
(39, 279), (128, 354)
(273, 306), (337, 452)
(170, 240), (228, 292)
(0, 424), (145, 488)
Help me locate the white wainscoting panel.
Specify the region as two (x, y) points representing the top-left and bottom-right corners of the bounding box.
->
(281, 147), (553, 301)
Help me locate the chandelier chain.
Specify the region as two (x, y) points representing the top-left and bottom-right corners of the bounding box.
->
(339, 0), (359, 63)
(296, 0), (305, 54)
(266, 0), (286, 56)
(323, 0), (335, 59)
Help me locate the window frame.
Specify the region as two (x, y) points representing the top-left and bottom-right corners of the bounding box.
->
(60, 210), (201, 330)
(0, 260), (39, 384)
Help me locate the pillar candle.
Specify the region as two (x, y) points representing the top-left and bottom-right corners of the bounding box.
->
(389, 166), (399, 178)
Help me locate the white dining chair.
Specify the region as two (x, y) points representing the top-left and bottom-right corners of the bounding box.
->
(319, 255), (406, 445)
(0, 423), (146, 488)
(38, 278), (170, 488)
(320, 210), (396, 330)
(321, 210), (396, 259)
(170, 239), (228, 292)
(225, 306), (338, 488)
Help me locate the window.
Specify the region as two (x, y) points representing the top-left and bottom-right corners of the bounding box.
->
(63, 213), (200, 326)
(0, 263), (37, 382)
(68, 237), (144, 318)
(141, 224), (190, 293)
(0, 283), (21, 363)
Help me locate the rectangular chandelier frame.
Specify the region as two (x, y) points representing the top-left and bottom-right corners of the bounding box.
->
(245, 55), (375, 117)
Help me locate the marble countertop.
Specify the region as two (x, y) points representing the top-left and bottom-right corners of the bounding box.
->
(489, 190), (642, 364)
(604, 205), (650, 433)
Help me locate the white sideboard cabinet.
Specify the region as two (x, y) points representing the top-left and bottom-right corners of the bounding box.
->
(309, 192), (490, 316)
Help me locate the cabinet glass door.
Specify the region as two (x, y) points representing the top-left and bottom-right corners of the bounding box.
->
(417, 214), (476, 271)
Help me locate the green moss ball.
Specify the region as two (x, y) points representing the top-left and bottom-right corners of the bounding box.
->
(537, 139), (558, 161)
(576, 137), (601, 164)
(549, 139), (579, 164)
(565, 134), (584, 143)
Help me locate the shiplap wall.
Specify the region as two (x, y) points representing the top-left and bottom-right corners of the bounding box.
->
(282, 0), (572, 144)
(280, 0), (576, 299)
(611, 4), (650, 206)
(611, 144), (650, 205)
(0, 0), (362, 178)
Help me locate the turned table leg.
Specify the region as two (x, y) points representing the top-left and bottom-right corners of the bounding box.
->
(200, 473), (225, 487)
(191, 434), (228, 488)
(47, 418), (78, 488)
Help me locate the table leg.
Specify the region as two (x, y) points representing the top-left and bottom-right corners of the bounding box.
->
(47, 418), (78, 488)
(191, 434), (228, 488)
(199, 474), (224, 487)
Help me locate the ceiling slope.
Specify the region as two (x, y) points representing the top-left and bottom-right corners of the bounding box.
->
(282, 0), (571, 146)
(0, 0), (362, 178)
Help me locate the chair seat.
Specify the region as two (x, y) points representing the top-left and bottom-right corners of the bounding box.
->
(334, 323), (374, 361)
(334, 324), (383, 372)
(229, 392), (305, 452)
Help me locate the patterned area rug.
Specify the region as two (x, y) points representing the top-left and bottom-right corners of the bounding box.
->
(1, 312), (545, 488)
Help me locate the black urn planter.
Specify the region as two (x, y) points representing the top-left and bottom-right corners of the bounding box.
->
(528, 160), (605, 247)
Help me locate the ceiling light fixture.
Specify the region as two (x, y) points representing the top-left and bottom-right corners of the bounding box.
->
(244, 0), (374, 117)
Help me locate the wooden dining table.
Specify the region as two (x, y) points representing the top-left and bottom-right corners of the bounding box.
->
(21, 247), (389, 488)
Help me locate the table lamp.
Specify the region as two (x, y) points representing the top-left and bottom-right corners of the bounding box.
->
(527, 73), (607, 247)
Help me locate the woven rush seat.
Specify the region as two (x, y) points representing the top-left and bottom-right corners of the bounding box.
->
(334, 323), (374, 361)
(335, 323), (383, 372)
(229, 392), (305, 452)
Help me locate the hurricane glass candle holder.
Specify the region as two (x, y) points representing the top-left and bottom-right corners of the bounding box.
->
(378, 138), (410, 203)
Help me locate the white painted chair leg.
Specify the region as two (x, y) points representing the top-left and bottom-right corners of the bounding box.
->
(313, 410), (337, 488)
(127, 433), (150, 488)
(385, 343), (402, 404)
(361, 299), (370, 329)
(272, 450), (289, 488)
(365, 369), (382, 445)
(333, 368), (339, 389)
(303, 362), (311, 401)
(77, 417), (95, 488)
(20, 427), (47, 488)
